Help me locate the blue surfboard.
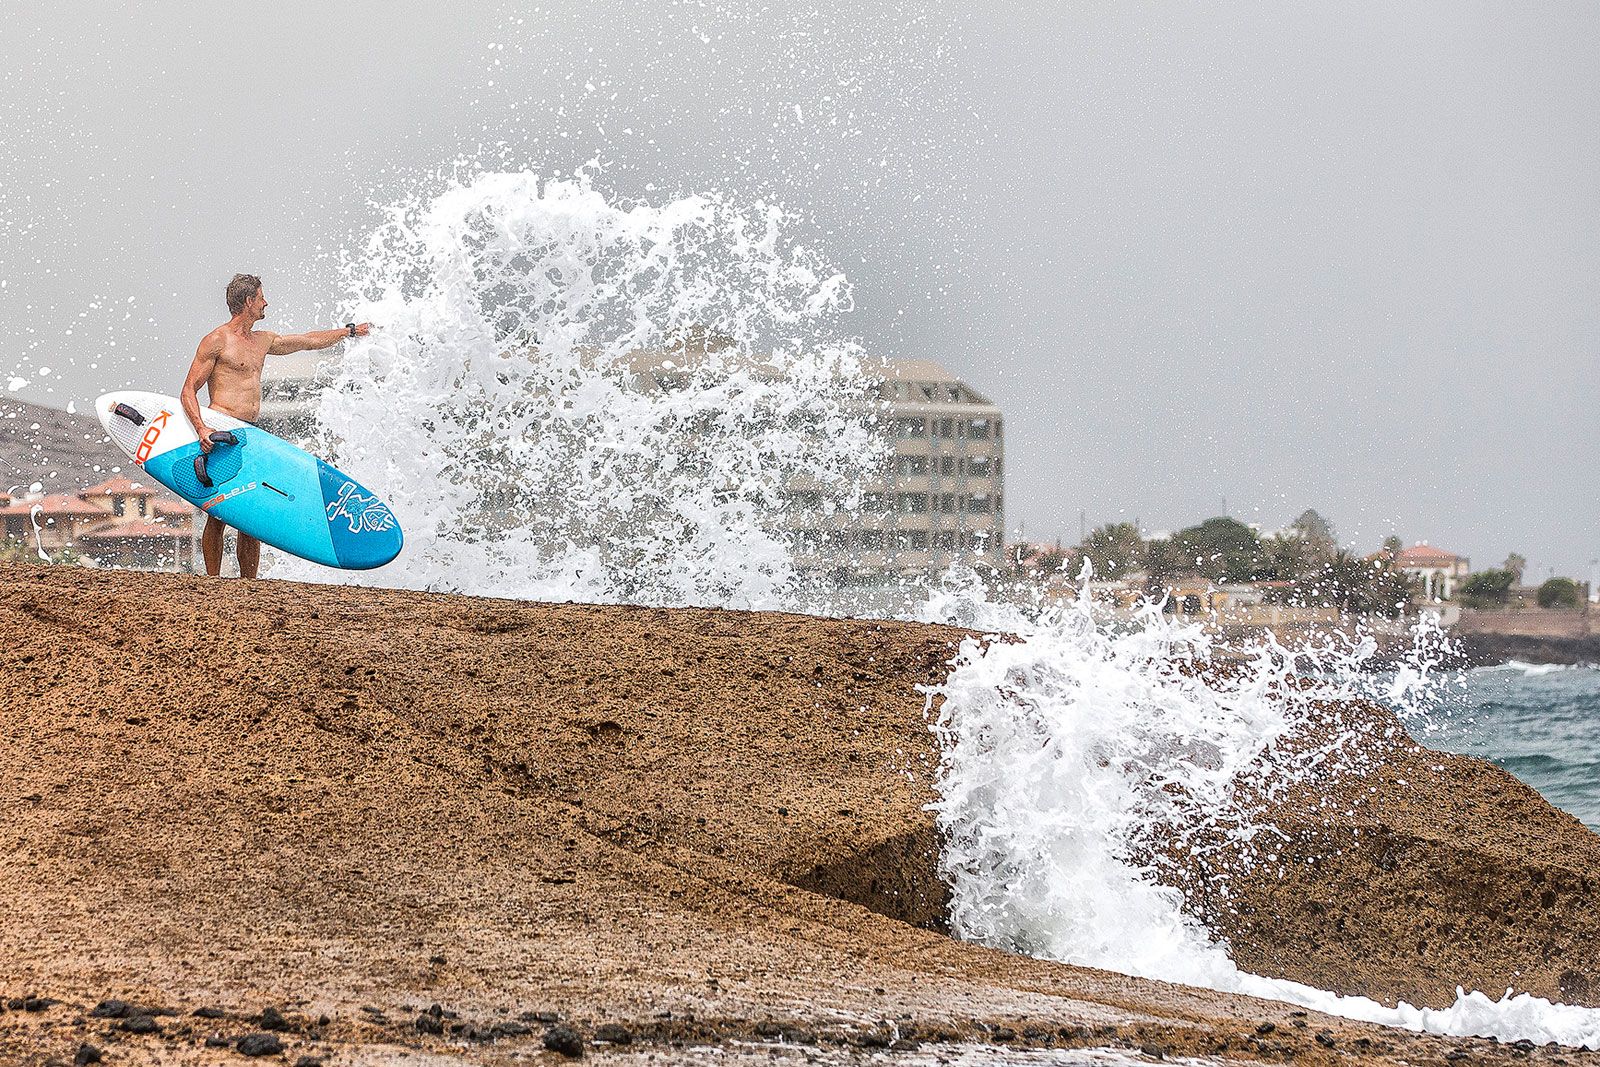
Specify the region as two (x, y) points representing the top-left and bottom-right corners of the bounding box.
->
(95, 390), (403, 570)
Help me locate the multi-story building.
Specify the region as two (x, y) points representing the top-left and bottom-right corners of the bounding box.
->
(259, 350), (1005, 581)
(784, 358), (1004, 581)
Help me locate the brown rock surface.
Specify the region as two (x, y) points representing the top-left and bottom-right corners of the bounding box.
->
(1, 562), (1597, 1065)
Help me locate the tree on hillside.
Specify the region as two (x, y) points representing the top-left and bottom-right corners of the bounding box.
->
(1381, 535), (1403, 559)
(1257, 533), (1314, 581)
(1143, 537), (1182, 595)
(1503, 553), (1528, 586)
(1537, 577), (1581, 609)
(1291, 549), (1413, 617)
(1288, 509), (1338, 559)
(1173, 517), (1262, 583)
(1078, 522), (1144, 580)
(1458, 569), (1515, 608)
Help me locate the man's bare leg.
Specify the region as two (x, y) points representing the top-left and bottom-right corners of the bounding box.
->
(237, 532), (261, 580)
(202, 515), (225, 576)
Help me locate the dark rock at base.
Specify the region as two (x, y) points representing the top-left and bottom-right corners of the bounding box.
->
(258, 1006), (292, 1031)
(544, 1025), (585, 1058)
(593, 1023), (632, 1045)
(1139, 1045), (1167, 1060)
(22, 996), (57, 1012)
(194, 1006), (226, 1019)
(492, 1021), (532, 1037)
(118, 1015), (161, 1034)
(206, 1036), (234, 1048)
(294, 1057), (324, 1067)
(520, 1010), (561, 1024)
(236, 1033), (285, 1057)
(73, 1044), (103, 1066)
(415, 1013), (444, 1035)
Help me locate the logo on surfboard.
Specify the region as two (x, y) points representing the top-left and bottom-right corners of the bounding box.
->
(326, 481), (396, 534)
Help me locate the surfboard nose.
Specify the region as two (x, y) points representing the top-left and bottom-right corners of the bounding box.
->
(93, 392), (131, 434)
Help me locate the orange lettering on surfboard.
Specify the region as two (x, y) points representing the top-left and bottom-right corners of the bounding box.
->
(134, 410), (173, 463)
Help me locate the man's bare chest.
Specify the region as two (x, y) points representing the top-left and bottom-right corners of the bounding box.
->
(215, 340), (268, 376)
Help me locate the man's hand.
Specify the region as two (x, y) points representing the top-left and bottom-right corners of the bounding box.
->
(195, 423), (216, 453)
(351, 322), (373, 337)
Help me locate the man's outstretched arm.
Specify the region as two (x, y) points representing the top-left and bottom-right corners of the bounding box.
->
(266, 323), (372, 354)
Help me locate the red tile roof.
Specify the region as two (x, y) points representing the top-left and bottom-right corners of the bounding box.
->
(80, 474), (156, 498)
(1396, 543), (1463, 567)
(77, 520), (190, 541)
(0, 493), (105, 518)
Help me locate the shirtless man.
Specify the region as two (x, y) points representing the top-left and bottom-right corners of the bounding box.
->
(181, 273), (372, 578)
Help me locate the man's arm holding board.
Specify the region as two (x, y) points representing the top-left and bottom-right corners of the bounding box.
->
(266, 322), (373, 354)
(181, 332), (220, 450)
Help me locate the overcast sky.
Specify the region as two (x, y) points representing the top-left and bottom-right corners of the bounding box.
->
(2, 1), (1596, 581)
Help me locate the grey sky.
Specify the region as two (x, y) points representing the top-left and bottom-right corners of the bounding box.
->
(2, 1), (1596, 581)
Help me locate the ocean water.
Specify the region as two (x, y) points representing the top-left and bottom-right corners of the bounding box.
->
(1420, 662), (1600, 831)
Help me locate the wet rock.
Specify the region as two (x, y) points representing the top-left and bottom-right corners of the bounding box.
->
(593, 1023), (632, 1045)
(1315, 1031), (1337, 1048)
(543, 1025), (585, 1058)
(428, 954), (447, 965)
(858, 1030), (891, 1048)
(1512, 1039), (1536, 1052)
(990, 1026), (1017, 1042)
(73, 1045), (102, 1066)
(194, 1006), (226, 1019)
(22, 996), (57, 1012)
(1139, 1046), (1167, 1061)
(492, 1021), (532, 1037)
(90, 999), (130, 1019)
(414, 1013), (444, 1035)
(1255, 1022), (1276, 1035)
(258, 1006), (292, 1031)
(118, 1015), (161, 1035)
(520, 1010), (561, 1024)
(236, 1033), (285, 1057)
(206, 1035), (234, 1048)
(294, 1057), (324, 1067)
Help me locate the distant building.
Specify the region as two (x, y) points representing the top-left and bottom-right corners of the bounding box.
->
(810, 358), (1004, 580)
(260, 350), (1006, 581)
(1395, 542), (1470, 601)
(1, 475), (196, 570)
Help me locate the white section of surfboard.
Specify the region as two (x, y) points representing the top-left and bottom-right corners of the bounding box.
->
(95, 391), (250, 466)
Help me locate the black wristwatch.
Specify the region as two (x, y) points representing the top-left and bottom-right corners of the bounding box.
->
(345, 322), (357, 337)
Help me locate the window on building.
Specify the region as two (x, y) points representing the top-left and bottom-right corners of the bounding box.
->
(934, 530), (958, 549)
(891, 529), (928, 550)
(137, 496), (148, 517)
(937, 494), (957, 513)
(969, 418), (991, 439)
(895, 454), (927, 476)
(940, 455), (956, 475)
(859, 529), (887, 551)
(862, 492), (891, 513)
(896, 417), (927, 438)
(935, 418), (955, 438)
(898, 493), (928, 513)
(112, 495), (126, 517)
(967, 494), (993, 514)
(994, 419), (1003, 439)
(967, 457), (992, 476)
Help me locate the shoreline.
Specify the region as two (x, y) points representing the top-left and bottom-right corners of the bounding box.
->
(3, 563), (1598, 1064)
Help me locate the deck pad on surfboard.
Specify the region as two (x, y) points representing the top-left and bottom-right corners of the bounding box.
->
(95, 390), (403, 570)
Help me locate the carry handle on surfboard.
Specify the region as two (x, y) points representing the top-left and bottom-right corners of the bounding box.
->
(193, 431), (239, 489)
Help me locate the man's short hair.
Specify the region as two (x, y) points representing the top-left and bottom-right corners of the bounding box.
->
(226, 273), (262, 315)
